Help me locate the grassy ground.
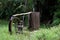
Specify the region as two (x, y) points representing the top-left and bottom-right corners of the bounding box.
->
(0, 20), (60, 40)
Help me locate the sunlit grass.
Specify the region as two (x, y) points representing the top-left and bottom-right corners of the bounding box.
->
(0, 20), (60, 40)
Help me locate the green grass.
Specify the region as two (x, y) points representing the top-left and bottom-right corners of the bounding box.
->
(0, 20), (60, 40)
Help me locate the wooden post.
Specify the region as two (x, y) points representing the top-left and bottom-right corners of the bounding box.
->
(28, 12), (40, 31)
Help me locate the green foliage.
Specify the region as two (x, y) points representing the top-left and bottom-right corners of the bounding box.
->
(52, 18), (60, 26)
(51, 9), (60, 25)
(52, 2), (60, 25)
(0, 0), (33, 19)
(0, 0), (60, 26)
(0, 20), (60, 40)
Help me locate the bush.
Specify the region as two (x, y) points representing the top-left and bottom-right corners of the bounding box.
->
(52, 18), (60, 26)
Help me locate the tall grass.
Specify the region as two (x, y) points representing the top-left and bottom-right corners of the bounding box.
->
(0, 20), (60, 40)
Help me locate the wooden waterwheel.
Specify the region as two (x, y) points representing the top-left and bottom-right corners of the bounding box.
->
(9, 12), (40, 34)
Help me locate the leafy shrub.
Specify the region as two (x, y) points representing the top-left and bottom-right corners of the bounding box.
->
(52, 18), (60, 26)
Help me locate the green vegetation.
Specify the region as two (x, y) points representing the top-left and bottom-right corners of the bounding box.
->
(0, 0), (60, 25)
(0, 20), (60, 40)
(0, 0), (60, 40)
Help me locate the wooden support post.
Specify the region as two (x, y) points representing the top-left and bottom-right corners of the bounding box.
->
(28, 12), (40, 31)
(22, 15), (25, 26)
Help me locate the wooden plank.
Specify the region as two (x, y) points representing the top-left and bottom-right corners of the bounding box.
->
(13, 12), (32, 17)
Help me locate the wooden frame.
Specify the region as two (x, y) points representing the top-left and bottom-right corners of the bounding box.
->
(9, 12), (40, 34)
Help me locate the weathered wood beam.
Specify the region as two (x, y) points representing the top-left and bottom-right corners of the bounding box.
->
(13, 12), (32, 17)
